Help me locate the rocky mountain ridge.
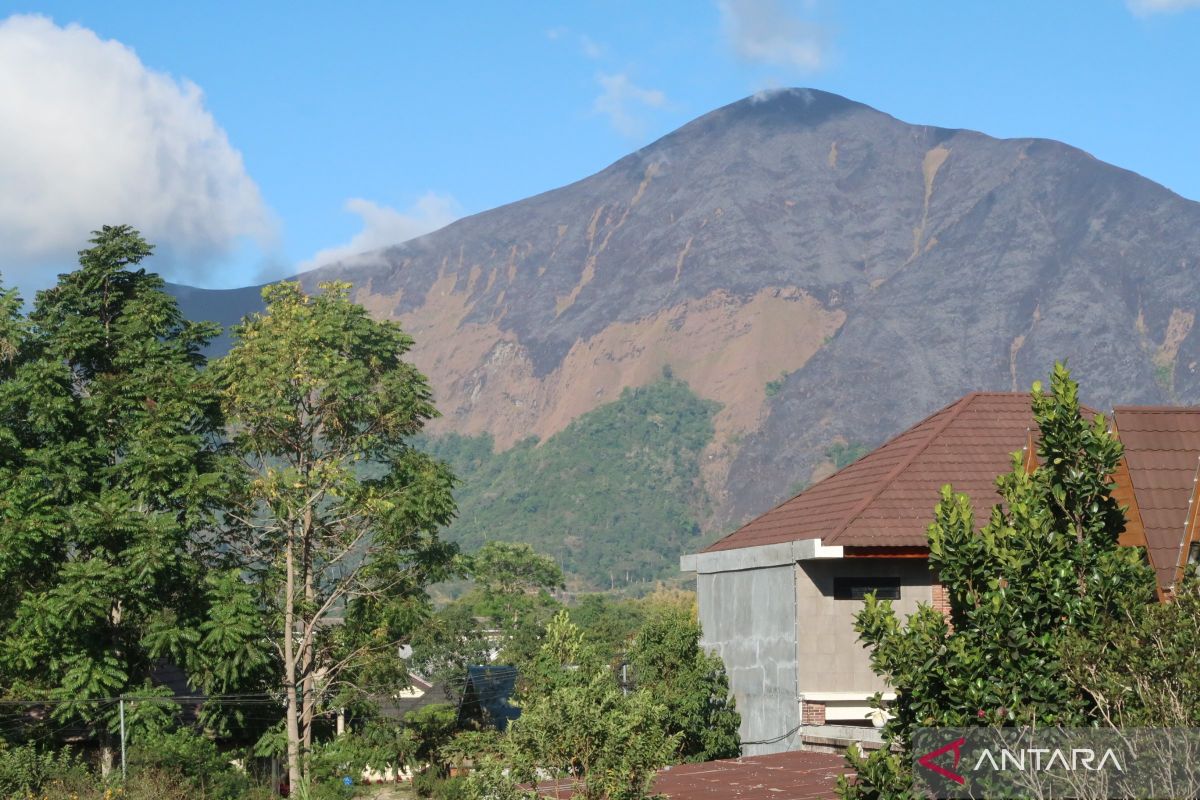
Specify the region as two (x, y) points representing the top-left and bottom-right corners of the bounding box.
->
(173, 88), (1200, 545)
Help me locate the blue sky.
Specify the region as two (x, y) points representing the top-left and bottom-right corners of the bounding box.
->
(1, 0), (1198, 290)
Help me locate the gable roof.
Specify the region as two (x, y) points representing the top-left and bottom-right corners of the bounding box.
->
(458, 665), (520, 731)
(1111, 406), (1200, 589)
(705, 393), (1037, 552)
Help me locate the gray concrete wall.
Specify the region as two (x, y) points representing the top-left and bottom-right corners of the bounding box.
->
(697, 565), (799, 755)
(795, 559), (934, 694)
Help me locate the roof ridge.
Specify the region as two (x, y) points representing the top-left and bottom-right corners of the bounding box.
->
(961, 391), (1027, 397)
(824, 392), (978, 546)
(701, 393), (985, 551)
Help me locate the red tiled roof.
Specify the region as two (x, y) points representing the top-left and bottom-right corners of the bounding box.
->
(706, 393), (1037, 551)
(1112, 407), (1200, 589)
(536, 750), (848, 800)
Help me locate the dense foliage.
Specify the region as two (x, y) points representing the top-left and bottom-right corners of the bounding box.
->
(0, 228), (746, 798)
(0, 227), (228, 764)
(1062, 574), (1200, 727)
(627, 608), (740, 763)
(411, 541), (564, 697)
(466, 612), (678, 800)
(837, 364), (1158, 799)
(426, 377), (719, 588)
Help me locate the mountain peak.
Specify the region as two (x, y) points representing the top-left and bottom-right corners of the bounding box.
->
(173, 92), (1200, 579)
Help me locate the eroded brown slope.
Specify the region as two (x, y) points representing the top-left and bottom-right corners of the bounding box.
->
(173, 88), (1200, 536)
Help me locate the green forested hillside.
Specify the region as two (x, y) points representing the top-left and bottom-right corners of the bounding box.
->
(426, 377), (719, 589)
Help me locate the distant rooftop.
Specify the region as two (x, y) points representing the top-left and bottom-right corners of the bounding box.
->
(703, 392), (1200, 592)
(1113, 406), (1200, 588)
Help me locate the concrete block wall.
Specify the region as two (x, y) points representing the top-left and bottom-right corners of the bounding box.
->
(697, 564), (801, 755)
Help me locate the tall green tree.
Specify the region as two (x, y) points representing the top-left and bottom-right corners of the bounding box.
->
(837, 364), (1156, 798)
(216, 280), (459, 789)
(0, 227), (227, 769)
(627, 608), (740, 762)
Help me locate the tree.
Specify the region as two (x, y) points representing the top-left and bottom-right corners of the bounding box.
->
(568, 595), (646, 664)
(473, 541), (563, 598)
(216, 280), (459, 789)
(0, 227), (228, 770)
(412, 542), (564, 696)
(405, 702), (460, 775)
(627, 607), (740, 762)
(837, 364), (1156, 798)
(467, 612), (678, 800)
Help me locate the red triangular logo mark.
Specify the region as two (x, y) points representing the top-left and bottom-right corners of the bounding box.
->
(917, 736), (966, 785)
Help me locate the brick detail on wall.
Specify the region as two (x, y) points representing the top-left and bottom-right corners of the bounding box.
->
(931, 580), (952, 629)
(801, 700), (826, 726)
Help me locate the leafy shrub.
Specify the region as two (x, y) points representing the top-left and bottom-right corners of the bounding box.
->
(0, 743), (86, 797)
(300, 777), (356, 800)
(764, 373), (787, 397)
(308, 720), (414, 784)
(40, 767), (212, 800)
(127, 729), (248, 800)
(412, 769), (440, 797)
(435, 775), (471, 800)
(413, 770), (471, 800)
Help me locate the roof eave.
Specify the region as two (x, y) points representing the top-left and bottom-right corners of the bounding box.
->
(681, 538), (844, 574)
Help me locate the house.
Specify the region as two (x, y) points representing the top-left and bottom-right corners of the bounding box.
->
(457, 665), (520, 731)
(681, 393), (1200, 755)
(375, 673), (446, 721)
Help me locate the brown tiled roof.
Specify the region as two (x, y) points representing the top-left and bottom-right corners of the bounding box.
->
(706, 393), (1037, 552)
(1112, 407), (1200, 589)
(536, 750), (847, 800)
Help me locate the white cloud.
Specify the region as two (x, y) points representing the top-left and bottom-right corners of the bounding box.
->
(1127, 0), (1200, 13)
(578, 34), (605, 59)
(300, 193), (459, 272)
(0, 14), (272, 288)
(547, 26), (606, 59)
(718, 0), (827, 70)
(593, 73), (668, 137)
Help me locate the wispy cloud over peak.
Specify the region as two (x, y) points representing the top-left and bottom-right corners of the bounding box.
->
(719, 0), (828, 70)
(300, 193), (459, 272)
(593, 73), (668, 137)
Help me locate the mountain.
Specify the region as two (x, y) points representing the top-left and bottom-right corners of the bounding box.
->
(172, 88), (1200, 585)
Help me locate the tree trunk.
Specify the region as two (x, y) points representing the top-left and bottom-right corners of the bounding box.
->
(301, 504), (316, 754)
(284, 533), (303, 792)
(99, 738), (114, 778)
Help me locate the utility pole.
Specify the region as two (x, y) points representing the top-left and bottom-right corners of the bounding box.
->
(119, 697), (127, 779)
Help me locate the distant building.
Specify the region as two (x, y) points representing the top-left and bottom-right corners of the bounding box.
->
(374, 673), (445, 721)
(458, 665), (520, 731)
(682, 393), (1200, 754)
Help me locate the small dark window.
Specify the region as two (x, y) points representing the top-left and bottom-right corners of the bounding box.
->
(834, 576), (901, 601)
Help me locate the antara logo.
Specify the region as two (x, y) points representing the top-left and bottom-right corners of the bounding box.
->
(917, 736), (1125, 784)
(972, 747), (1124, 773)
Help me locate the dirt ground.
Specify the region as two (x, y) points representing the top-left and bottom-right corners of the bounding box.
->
(358, 784), (417, 800)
